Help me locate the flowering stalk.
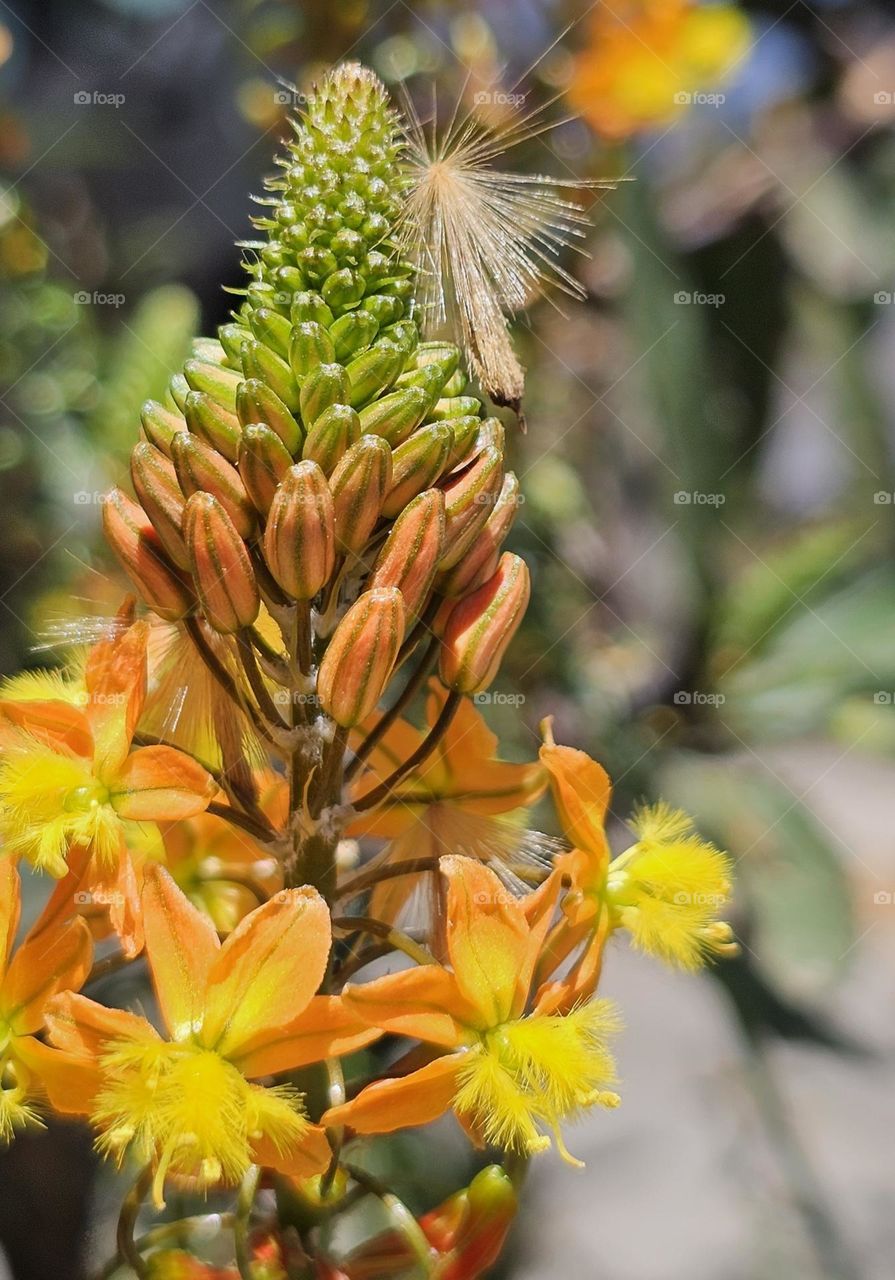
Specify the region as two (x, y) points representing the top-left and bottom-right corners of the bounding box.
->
(0, 62), (737, 1278)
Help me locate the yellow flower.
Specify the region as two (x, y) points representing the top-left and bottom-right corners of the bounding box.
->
(606, 803), (735, 971)
(44, 866), (378, 1207)
(569, 0), (751, 140)
(324, 857), (620, 1163)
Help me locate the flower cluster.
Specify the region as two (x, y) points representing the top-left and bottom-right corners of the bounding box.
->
(0, 63), (735, 1278)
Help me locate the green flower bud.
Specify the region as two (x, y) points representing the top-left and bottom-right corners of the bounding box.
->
(290, 290), (334, 327)
(443, 414), (486, 470)
(218, 321), (252, 366)
(236, 378), (302, 455)
(345, 339), (405, 408)
(330, 309), (379, 361)
(429, 396), (482, 422)
(302, 403), (360, 476)
(322, 266), (365, 311)
(382, 422), (452, 519)
(300, 361), (350, 425)
(358, 386), (430, 446)
(289, 320), (336, 383)
(183, 391), (242, 462)
(240, 339), (301, 411)
(140, 399), (187, 457)
(363, 293), (403, 326)
(183, 358), (242, 412)
(249, 306), (292, 359)
(168, 372), (190, 412)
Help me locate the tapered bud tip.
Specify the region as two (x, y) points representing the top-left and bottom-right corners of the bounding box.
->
(102, 488), (193, 622)
(317, 587), (405, 727)
(439, 552), (530, 694)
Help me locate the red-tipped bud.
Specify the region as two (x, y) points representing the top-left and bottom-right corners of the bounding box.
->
(302, 403), (361, 476)
(263, 461), (335, 600)
(102, 488), (193, 622)
(130, 442), (188, 569)
(238, 424), (292, 513)
(183, 492), (259, 634)
(317, 587), (405, 726)
(438, 446), (504, 571)
(370, 489), (445, 617)
(438, 472), (521, 597)
(439, 552), (530, 694)
(171, 433), (255, 538)
(382, 422), (452, 519)
(329, 434), (392, 558)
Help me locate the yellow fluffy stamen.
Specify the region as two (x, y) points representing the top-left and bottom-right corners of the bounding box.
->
(608, 803), (734, 970)
(454, 1000), (620, 1163)
(93, 1038), (309, 1208)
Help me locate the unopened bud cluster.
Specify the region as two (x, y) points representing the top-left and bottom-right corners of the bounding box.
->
(105, 64), (528, 725)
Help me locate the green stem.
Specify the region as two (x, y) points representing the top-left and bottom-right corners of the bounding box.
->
(351, 691), (461, 813)
(115, 1165), (152, 1279)
(234, 1165), (261, 1280)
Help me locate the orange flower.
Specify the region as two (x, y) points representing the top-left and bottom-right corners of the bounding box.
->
(0, 615), (217, 953)
(43, 866), (378, 1205)
(569, 0), (751, 141)
(323, 856), (619, 1162)
(0, 862), (93, 1139)
(346, 682), (546, 922)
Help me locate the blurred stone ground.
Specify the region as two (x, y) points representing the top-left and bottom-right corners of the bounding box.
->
(513, 743), (895, 1280)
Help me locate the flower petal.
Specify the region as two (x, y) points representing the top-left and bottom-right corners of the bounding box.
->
(342, 966), (481, 1047)
(110, 745), (216, 822)
(44, 989), (157, 1056)
(85, 617), (148, 778)
(13, 1035), (102, 1116)
(0, 700), (93, 757)
(0, 861), (21, 976)
(251, 1122), (332, 1180)
(322, 1053), (466, 1135)
(441, 857), (529, 1027)
(232, 995), (382, 1077)
(2, 917), (93, 1035)
(202, 887), (330, 1059)
(539, 722), (611, 864)
(142, 865), (220, 1040)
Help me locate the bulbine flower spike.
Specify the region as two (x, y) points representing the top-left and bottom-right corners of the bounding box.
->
(0, 59), (737, 1278)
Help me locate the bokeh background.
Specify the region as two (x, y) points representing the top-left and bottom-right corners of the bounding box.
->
(0, 0), (893, 1277)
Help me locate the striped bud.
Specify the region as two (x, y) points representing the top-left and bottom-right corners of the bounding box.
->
(358, 386), (429, 446)
(438, 472), (522, 597)
(263, 461), (335, 600)
(321, 265), (365, 311)
(300, 362), (350, 425)
(439, 552), (530, 694)
(363, 293), (403, 327)
(249, 306), (292, 358)
(171, 433), (255, 539)
(241, 340), (301, 411)
(103, 488), (193, 621)
(184, 391), (242, 462)
(441, 367), (468, 397)
(443, 415), (484, 470)
(291, 290), (333, 327)
(168, 372), (189, 412)
(382, 422), (452, 519)
(329, 434), (392, 558)
(317, 587), (405, 727)
(140, 399), (187, 457)
(345, 339), (404, 408)
(413, 341), (460, 380)
(183, 358), (241, 412)
(439, 446), (504, 571)
(382, 319), (418, 355)
(192, 336), (226, 364)
(289, 320), (335, 382)
(218, 322), (251, 366)
(238, 424), (292, 513)
(183, 492), (259, 635)
(476, 417), (505, 453)
(429, 396), (482, 422)
(130, 442), (188, 569)
(236, 379), (302, 455)
(330, 309), (379, 361)
(370, 489), (445, 617)
(395, 360), (451, 409)
(302, 403), (360, 476)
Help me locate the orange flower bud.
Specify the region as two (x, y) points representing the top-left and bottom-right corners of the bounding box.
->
(102, 488), (193, 622)
(317, 587), (405, 726)
(382, 422), (452, 519)
(237, 424), (292, 513)
(183, 390), (242, 462)
(439, 552), (529, 693)
(438, 445), (504, 571)
(426, 1166), (517, 1280)
(262, 461), (335, 600)
(329, 434), (392, 558)
(140, 399), (187, 457)
(183, 492), (260, 634)
(130, 441), (189, 569)
(438, 472), (521, 597)
(370, 488), (445, 617)
(171, 433), (255, 539)
(302, 403), (361, 476)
